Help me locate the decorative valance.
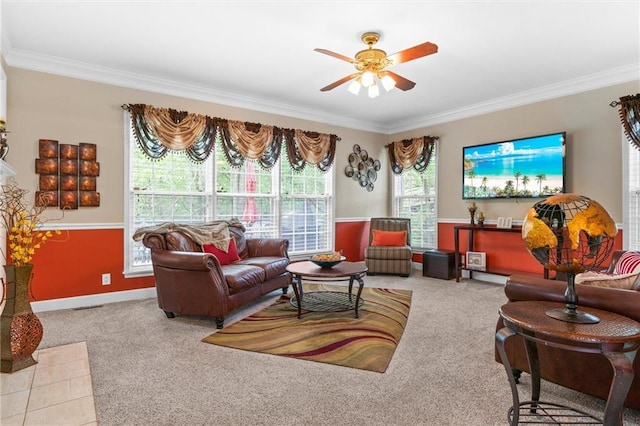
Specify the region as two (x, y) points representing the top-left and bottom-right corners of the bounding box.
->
(122, 103), (339, 172)
(611, 94), (640, 150)
(386, 136), (438, 174)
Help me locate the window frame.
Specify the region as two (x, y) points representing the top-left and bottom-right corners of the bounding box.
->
(123, 112), (335, 276)
(391, 140), (439, 250)
(623, 130), (640, 251)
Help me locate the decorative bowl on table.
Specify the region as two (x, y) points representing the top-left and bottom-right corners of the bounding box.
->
(310, 253), (346, 268)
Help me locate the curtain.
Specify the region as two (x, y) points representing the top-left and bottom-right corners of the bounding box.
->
(286, 130), (337, 173)
(127, 104), (216, 162)
(615, 94), (640, 150)
(123, 104), (338, 170)
(387, 136), (438, 174)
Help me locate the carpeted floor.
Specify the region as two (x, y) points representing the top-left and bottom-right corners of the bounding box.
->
(202, 285), (412, 372)
(34, 273), (640, 425)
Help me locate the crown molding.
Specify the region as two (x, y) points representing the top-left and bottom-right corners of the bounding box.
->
(4, 44), (638, 135)
(3, 48), (386, 133)
(387, 63), (640, 134)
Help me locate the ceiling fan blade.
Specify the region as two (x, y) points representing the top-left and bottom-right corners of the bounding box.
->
(320, 73), (360, 91)
(384, 71), (416, 91)
(387, 41), (438, 65)
(314, 48), (354, 63)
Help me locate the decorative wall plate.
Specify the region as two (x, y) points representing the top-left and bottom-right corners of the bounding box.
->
(345, 165), (354, 177)
(345, 144), (379, 191)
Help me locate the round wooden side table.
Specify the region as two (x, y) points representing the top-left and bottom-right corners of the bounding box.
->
(496, 301), (640, 426)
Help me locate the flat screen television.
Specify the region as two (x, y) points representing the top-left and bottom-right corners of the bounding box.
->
(463, 132), (566, 199)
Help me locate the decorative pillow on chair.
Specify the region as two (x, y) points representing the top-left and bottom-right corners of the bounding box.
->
(575, 271), (640, 290)
(614, 251), (640, 275)
(371, 230), (407, 247)
(202, 237), (240, 265)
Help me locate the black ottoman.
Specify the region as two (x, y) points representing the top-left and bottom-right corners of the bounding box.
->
(422, 249), (456, 280)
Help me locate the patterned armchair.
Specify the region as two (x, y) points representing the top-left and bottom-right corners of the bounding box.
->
(365, 218), (412, 277)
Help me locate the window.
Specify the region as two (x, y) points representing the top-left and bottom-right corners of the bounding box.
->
(124, 115), (334, 276)
(280, 164), (332, 254)
(623, 133), (640, 251)
(392, 142), (438, 249)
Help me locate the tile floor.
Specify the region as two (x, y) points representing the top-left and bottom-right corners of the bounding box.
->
(1, 341), (97, 425)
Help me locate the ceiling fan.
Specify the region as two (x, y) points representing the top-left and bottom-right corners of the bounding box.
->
(315, 31), (438, 97)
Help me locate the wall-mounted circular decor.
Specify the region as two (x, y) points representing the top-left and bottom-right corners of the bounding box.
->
(344, 144), (380, 192)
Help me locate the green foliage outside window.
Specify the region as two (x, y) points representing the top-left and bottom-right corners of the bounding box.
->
(129, 135), (333, 269)
(394, 144), (438, 249)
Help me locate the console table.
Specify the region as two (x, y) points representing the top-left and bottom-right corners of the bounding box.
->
(453, 224), (548, 282)
(496, 301), (640, 425)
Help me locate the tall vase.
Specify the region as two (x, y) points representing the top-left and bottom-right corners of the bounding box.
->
(1, 264), (43, 373)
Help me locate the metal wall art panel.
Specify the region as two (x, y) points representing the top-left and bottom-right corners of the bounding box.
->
(35, 140), (100, 209)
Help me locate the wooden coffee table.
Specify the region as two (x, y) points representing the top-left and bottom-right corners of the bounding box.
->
(285, 261), (368, 319)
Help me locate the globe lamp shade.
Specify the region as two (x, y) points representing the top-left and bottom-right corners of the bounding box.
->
(522, 193), (618, 323)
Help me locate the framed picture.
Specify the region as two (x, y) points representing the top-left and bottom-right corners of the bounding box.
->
(80, 160), (100, 176)
(35, 158), (58, 174)
(60, 191), (78, 210)
(79, 143), (97, 161)
(60, 144), (78, 159)
(35, 191), (58, 207)
(80, 176), (97, 191)
(60, 175), (78, 191)
(39, 139), (59, 158)
(497, 217), (513, 229)
(39, 175), (58, 191)
(59, 159), (78, 175)
(79, 191), (100, 207)
(465, 251), (486, 271)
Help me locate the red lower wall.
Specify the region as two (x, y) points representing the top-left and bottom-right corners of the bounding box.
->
(334, 220), (370, 261)
(437, 223), (543, 274)
(24, 222), (624, 302)
(28, 228), (154, 302)
(437, 223), (623, 275)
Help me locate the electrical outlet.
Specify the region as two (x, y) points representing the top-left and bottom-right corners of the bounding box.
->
(101, 273), (111, 285)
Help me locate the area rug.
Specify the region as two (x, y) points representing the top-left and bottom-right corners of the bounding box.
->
(202, 284), (412, 373)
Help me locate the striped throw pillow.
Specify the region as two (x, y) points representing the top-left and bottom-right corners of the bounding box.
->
(614, 251), (640, 275)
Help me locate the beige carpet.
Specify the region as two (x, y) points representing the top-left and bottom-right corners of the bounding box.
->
(202, 285), (411, 373)
(33, 274), (640, 425)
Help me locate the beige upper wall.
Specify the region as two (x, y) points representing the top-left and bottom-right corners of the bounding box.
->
(6, 65), (638, 225)
(390, 80), (640, 223)
(6, 67), (388, 224)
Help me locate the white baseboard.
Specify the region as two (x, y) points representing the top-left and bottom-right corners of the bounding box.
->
(461, 270), (507, 285)
(31, 287), (157, 313)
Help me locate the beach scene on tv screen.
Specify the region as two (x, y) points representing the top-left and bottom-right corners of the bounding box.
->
(463, 133), (564, 199)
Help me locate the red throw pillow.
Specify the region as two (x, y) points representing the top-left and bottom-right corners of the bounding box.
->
(202, 238), (240, 265)
(371, 230), (407, 247)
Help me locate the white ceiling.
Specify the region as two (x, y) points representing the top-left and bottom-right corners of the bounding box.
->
(2, 1), (639, 134)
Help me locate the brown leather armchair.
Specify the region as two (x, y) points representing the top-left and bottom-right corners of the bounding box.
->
(142, 222), (291, 328)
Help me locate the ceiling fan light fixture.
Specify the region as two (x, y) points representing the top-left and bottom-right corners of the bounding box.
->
(316, 30), (437, 97)
(368, 82), (380, 99)
(381, 74), (396, 92)
(347, 79), (361, 95)
(361, 71), (375, 88)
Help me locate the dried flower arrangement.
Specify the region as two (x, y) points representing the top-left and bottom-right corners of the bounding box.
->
(0, 177), (63, 266)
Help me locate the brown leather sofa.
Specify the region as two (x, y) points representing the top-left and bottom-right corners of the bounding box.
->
(495, 250), (640, 410)
(141, 222), (291, 328)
